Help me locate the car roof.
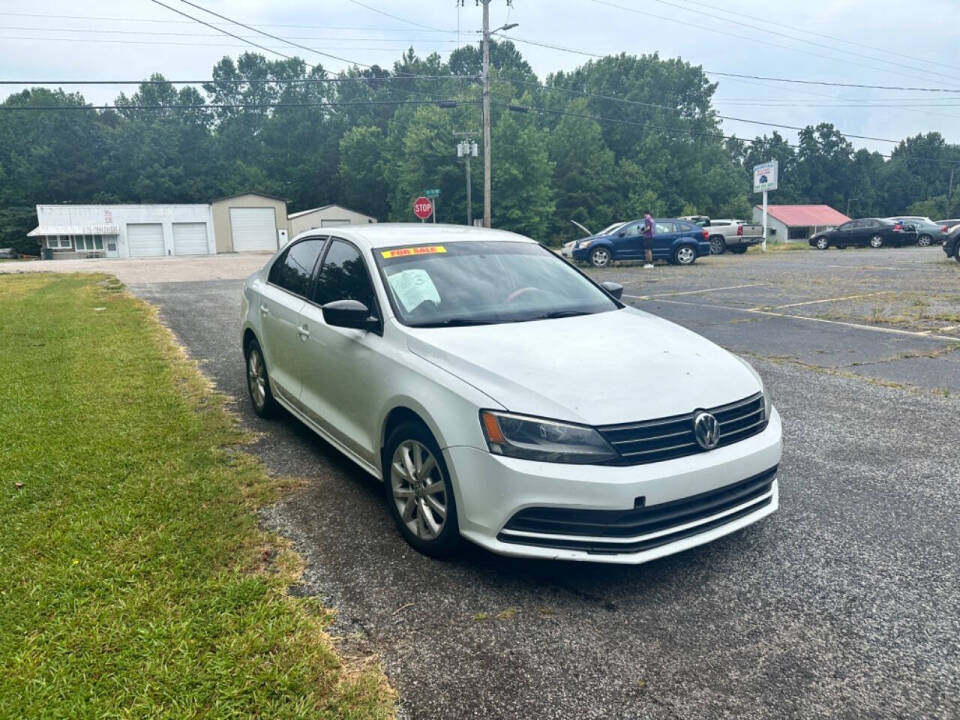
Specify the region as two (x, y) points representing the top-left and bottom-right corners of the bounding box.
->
(288, 222), (535, 250)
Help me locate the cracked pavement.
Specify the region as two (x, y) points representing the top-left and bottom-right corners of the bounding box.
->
(124, 244), (959, 719)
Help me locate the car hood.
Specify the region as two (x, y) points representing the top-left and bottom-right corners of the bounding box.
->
(405, 308), (761, 426)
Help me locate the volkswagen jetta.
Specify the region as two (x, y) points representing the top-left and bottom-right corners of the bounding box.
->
(241, 224), (782, 563)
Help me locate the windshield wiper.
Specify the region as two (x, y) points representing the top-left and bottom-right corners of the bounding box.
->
(410, 317), (498, 328)
(522, 310), (593, 321)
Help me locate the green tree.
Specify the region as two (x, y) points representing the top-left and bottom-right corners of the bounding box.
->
(338, 126), (389, 220)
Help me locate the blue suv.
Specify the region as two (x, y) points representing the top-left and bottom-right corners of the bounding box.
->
(571, 218), (711, 267)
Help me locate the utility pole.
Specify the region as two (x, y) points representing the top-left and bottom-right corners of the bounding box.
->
(475, 1), (516, 228)
(456, 131), (479, 225)
(481, 0), (492, 228)
(948, 167), (955, 217)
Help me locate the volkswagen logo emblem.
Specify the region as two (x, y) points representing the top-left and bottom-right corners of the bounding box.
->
(693, 411), (720, 450)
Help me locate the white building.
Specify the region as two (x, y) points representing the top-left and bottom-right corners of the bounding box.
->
(288, 204), (377, 236)
(751, 204), (851, 242)
(30, 204), (215, 259)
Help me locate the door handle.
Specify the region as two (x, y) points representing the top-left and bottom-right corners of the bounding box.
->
(297, 324), (310, 339)
(259, 304), (270, 315)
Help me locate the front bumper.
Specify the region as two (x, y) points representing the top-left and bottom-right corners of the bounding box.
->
(444, 408), (782, 564)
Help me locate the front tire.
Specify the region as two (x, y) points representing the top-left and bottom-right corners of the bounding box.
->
(709, 235), (726, 254)
(814, 236), (829, 250)
(589, 246), (612, 268)
(245, 338), (279, 418)
(918, 234), (933, 247)
(869, 235), (884, 248)
(730, 245), (748, 254)
(383, 421), (461, 558)
(673, 244), (697, 265)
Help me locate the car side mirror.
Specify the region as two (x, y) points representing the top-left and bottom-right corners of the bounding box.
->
(600, 281), (623, 300)
(322, 299), (379, 332)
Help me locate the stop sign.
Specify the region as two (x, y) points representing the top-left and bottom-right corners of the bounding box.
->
(413, 196), (433, 220)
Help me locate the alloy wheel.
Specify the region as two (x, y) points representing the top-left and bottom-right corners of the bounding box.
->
(676, 246), (695, 265)
(918, 234), (932, 247)
(815, 237), (829, 250)
(591, 248), (610, 267)
(247, 348), (266, 411)
(390, 440), (447, 540)
(709, 237), (726, 254)
(869, 235), (883, 248)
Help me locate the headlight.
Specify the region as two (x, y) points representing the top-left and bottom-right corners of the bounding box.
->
(480, 410), (617, 464)
(577, 240), (593, 249)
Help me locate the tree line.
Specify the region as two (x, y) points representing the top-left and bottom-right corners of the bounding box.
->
(1, 41), (958, 253)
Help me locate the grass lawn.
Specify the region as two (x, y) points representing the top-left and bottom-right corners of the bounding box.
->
(0, 274), (393, 718)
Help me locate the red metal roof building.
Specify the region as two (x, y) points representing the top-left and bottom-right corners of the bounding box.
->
(752, 204), (851, 241)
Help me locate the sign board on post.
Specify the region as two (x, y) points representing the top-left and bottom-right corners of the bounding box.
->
(753, 160), (778, 252)
(753, 160), (779, 193)
(413, 196), (434, 221)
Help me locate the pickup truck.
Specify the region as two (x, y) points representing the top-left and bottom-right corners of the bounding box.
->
(702, 219), (764, 255)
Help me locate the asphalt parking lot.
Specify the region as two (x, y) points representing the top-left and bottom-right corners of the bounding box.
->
(127, 245), (959, 719)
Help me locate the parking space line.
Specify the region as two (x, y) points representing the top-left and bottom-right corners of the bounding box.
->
(635, 297), (960, 342)
(623, 283), (767, 301)
(752, 291), (890, 311)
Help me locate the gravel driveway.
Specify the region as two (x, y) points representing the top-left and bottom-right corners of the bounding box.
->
(119, 247), (960, 719)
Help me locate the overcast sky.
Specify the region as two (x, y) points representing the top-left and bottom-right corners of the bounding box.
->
(3, 0), (960, 154)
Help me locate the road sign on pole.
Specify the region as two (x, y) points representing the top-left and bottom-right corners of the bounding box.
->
(413, 196), (433, 222)
(754, 160), (778, 252)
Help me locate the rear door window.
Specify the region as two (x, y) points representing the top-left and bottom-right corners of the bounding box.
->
(268, 238), (326, 298)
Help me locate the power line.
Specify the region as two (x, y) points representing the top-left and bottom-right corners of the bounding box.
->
(498, 101), (960, 166)
(175, 0), (371, 69)
(147, 0), (300, 65)
(345, 0), (453, 32)
(502, 78), (907, 144)
(671, 0), (960, 75)
(0, 76), (479, 86)
(635, 0), (960, 86)
(0, 25), (463, 43)
(0, 36), (453, 52)
(705, 71), (960, 94)
(0, 11), (459, 32)
(584, 0), (960, 90)
(0, 99), (478, 111)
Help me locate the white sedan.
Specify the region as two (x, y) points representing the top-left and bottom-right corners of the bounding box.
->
(241, 224), (782, 563)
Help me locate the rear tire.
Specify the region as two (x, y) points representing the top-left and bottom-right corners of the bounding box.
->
(383, 421), (461, 559)
(918, 234), (932, 247)
(954, 243), (960, 262)
(673, 245), (697, 265)
(730, 245), (748, 254)
(869, 235), (884, 248)
(245, 338), (279, 419)
(814, 236), (829, 250)
(709, 235), (726, 254)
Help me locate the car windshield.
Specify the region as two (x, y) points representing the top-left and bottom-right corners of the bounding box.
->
(375, 241), (620, 328)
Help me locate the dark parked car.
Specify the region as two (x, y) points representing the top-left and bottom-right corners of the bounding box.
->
(943, 225), (960, 262)
(809, 218), (916, 250)
(571, 218), (711, 267)
(886, 217), (951, 247)
(0, 248), (19, 259)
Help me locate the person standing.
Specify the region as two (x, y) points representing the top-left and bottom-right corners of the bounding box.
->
(642, 211), (655, 268)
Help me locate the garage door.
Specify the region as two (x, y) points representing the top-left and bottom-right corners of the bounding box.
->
(172, 222), (209, 255)
(127, 223), (164, 257)
(229, 208), (277, 251)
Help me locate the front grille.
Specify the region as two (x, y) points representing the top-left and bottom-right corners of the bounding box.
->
(498, 466), (777, 554)
(598, 393), (767, 466)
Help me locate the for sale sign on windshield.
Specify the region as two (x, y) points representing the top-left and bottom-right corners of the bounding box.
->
(753, 160), (779, 193)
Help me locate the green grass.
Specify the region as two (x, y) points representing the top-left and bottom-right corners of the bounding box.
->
(745, 242), (810, 253)
(0, 274), (394, 719)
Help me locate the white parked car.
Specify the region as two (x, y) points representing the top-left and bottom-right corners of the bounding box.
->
(241, 224), (782, 563)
